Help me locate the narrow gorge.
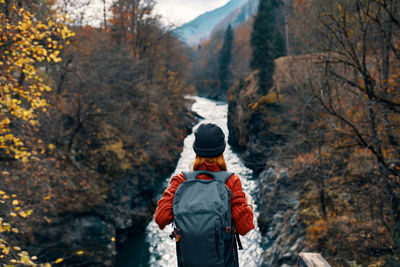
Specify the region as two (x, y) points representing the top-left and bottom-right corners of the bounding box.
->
(117, 96), (264, 266)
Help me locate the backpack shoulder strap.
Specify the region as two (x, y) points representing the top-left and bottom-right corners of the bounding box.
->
(212, 171), (234, 183)
(183, 170), (233, 183)
(182, 171), (198, 181)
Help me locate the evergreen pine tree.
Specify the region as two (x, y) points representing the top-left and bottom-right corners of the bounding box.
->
(218, 25), (234, 99)
(250, 0), (285, 94)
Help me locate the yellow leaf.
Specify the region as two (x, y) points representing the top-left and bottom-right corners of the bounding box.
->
(48, 144), (55, 150)
(55, 258), (64, 264)
(12, 246), (21, 251)
(43, 195), (51, 200)
(2, 245), (10, 255)
(12, 200), (19, 205)
(11, 228), (19, 233)
(10, 212), (17, 217)
(3, 223), (11, 231)
(111, 237), (115, 242)
(338, 3), (343, 13)
(76, 251), (84, 255)
(18, 211), (27, 218)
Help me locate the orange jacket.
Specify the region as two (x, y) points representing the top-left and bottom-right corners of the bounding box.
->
(154, 162), (255, 236)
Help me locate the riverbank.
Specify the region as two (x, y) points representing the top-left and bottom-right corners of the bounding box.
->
(0, 93), (197, 266)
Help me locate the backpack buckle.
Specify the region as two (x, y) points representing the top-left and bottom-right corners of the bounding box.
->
(170, 227), (181, 242)
(226, 226), (231, 233)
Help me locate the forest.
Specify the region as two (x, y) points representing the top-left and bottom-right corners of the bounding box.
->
(0, 0), (399, 266)
(0, 0), (195, 265)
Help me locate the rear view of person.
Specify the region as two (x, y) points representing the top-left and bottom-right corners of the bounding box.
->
(154, 123), (255, 266)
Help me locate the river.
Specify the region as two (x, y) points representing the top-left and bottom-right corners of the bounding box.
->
(117, 96), (263, 266)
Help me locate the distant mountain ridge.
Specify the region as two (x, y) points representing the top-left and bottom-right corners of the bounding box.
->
(175, 0), (250, 46)
(212, 0), (259, 34)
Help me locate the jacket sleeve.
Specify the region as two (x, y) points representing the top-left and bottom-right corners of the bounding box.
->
(227, 175), (255, 236)
(154, 173), (185, 230)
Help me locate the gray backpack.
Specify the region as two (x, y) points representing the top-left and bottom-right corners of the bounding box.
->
(172, 170), (240, 267)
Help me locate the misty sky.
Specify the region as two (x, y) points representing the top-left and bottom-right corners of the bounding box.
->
(64, 0), (230, 27)
(154, 0), (230, 26)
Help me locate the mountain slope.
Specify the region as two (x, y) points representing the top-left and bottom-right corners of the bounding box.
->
(175, 0), (247, 46)
(212, 0), (259, 33)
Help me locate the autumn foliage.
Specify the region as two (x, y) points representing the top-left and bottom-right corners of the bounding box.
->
(0, 0), (194, 265)
(226, 0), (399, 265)
(0, 1), (74, 162)
(0, 1), (76, 265)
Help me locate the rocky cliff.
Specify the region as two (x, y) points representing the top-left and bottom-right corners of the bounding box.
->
(257, 166), (306, 267)
(228, 54), (398, 266)
(227, 56), (310, 266)
(227, 72), (285, 175)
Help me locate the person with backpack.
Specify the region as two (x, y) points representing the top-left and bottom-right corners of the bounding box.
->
(154, 123), (255, 267)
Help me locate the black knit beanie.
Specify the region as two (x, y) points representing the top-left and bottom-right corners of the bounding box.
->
(193, 123), (226, 157)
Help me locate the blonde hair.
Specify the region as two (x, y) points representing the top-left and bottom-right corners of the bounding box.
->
(192, 154), (227, 171)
